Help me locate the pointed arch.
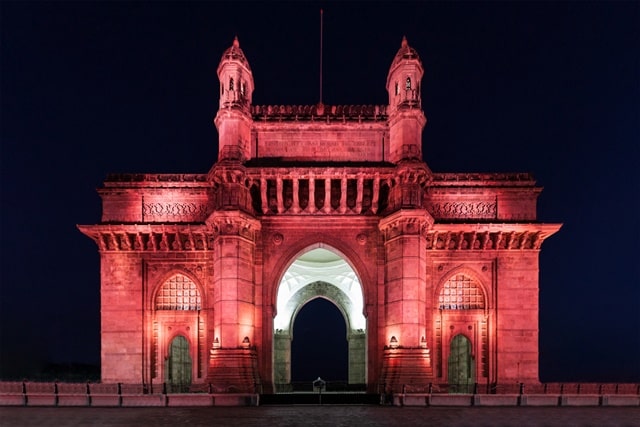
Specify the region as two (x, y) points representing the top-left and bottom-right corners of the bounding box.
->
(270, 240), (370, 310)
(286, 282), (353, 336)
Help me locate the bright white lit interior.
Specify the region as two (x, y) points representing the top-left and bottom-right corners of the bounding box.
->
(274, 248), (366, 331)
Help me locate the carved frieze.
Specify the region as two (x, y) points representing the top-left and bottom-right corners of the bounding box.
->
(142, 202), (208, 222)
(428, 201), (497, 220)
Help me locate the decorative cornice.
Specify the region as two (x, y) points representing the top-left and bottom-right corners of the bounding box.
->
(77, 224), (212, 252)
(426, 224), (561, 250)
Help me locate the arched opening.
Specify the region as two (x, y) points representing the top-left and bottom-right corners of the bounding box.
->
(291, 298), (348, 383)
(166, 335), (192, 393)
(448, 334), (474, 393)
(273, 247), (367, 392)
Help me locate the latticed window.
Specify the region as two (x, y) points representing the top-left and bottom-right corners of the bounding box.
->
(438, 274), (484, 310)
(155, 274), (201, 311)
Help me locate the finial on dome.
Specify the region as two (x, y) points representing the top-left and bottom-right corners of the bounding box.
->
(401, 36), (408, 48)
(233, 36), (240, 48)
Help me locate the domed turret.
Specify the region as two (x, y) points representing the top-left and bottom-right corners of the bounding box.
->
(386, 37), (427, 163)
(386, 36), (424, 110)
(214, 37), (254, 162)
(217, 36), (254, 112)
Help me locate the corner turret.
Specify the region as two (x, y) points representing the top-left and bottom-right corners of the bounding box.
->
(214, 37), (254, 162)
(386, 37), (427, 163)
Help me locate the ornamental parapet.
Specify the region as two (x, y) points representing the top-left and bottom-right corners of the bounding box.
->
(252, 104), (388, 122)
(425, 224), (561, 251)
(431, 173), (535, 187)
(103, 173), (209, 188)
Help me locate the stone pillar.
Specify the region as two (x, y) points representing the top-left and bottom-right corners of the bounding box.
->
(308, 173), (316, 213)
(291, 175), (300, 213)
(276, 177), (284, 213)
(260, 177), (268, 214)
(339, 176), (348, 213)
(323, 178), (331, 213)
(371, 174), (380, 214)
(356, 174), (364, 214)
(273, 331), (291, 388)
(206, 212), (261, 392)
(348, 331), (366, 384)
(378, 209), (435, 392)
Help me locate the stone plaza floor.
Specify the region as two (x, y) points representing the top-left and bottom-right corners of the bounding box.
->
(1, 406), (639, 427)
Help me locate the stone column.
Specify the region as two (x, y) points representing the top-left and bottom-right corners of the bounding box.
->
(260, 177), (268, 214)
(339, 176), (348, 213)
(371, 174), (380, 214)
(308, 173), (316, 213)
(356, 174), (364, 214)
(276, 177), (284, 213)
(323, 178), (331, 213)
(291, 175), (300, 213)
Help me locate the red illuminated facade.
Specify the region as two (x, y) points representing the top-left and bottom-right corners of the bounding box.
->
(79, 37), (561, 393)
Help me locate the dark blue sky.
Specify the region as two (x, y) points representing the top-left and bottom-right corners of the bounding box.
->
(1, 2), (638, 382)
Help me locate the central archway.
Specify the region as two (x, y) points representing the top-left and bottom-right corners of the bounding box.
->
(291, 298), (348, 382)
(273, 247), (366, 391)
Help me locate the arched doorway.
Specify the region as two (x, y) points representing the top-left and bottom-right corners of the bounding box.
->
(273, 247), (366, 391)
(448, 334), (474, 393)
(291, 298), (348, 383)
(166, 335), (192, 393)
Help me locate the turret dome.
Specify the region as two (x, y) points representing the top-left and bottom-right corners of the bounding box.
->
(220, 36), (251, 71)
(390, 36), (421, 69)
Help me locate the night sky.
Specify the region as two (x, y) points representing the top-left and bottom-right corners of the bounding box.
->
(1, 2), (638, 382)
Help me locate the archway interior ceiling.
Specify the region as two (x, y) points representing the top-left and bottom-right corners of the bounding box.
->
(274, 248), (366, 332)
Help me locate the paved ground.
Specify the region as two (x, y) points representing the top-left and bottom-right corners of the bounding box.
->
(1, 406), (639, 427)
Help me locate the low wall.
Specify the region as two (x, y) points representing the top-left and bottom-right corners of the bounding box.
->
(395, 383), (640, 407)
(0, 382), (637, 407)
(0, 382), (258, 407)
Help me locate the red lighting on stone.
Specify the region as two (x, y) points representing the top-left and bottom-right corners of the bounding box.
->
(78, 36), (561, 393)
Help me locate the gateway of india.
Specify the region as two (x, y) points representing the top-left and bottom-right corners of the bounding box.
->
(79, 36), (561, 393)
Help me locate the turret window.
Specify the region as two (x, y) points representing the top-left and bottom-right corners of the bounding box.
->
(229, 77), (234, 91)
(406, 77), (412, 90)
(395, 82), (399, 96)
(221, 83), (224, 95)
(240, 81), (246, 97)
